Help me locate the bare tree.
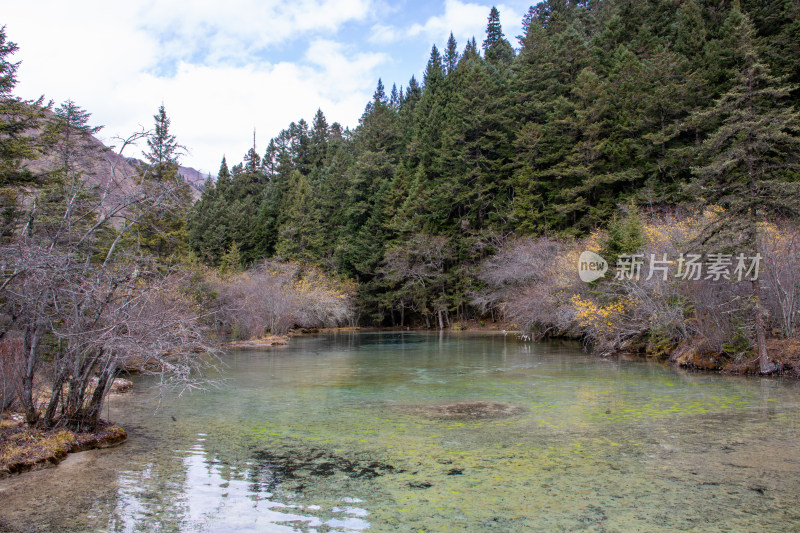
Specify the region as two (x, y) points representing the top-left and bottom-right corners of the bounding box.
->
(760, 224), (800, 338)
(0, 104), (216, 431)
(217, 260), (354, 338)
(380, 234), (452, 329)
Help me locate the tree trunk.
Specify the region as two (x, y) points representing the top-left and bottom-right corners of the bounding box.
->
(753, 279), (777, 374)
(437, 309), (444, 330)
(42, 371), (67, 429)
(79, 368), (114, 432)
(21, 326), (41, 426)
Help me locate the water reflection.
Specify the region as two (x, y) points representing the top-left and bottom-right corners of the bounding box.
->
(1, 332), (799, 531)
(113, 433), (371, 532)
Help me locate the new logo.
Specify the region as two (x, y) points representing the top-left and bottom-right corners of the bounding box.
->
(578, 251), (608, 283)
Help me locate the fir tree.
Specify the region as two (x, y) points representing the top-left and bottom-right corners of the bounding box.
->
(389, 83), (401, 108)
(674, 0), (706, 58)
(422, 45), (444, 88)
(276, 170), (321, 262)
(483, 7), (515, 65)
(690, 5), (800, 373)
(373, 78), (387, 103)
(145, 104), (182, 182)
(483, 7), (504, 51)
(0, 26), (44, 188)
(134, 104), (191, 263)
(444, 32), (459, 74)
(217, 156), (231, 191)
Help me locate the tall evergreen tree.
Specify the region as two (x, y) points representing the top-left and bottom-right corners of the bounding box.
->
(34, 101), (103, 247)
(373, 78), (387, 103)
(389, 84), (401, 108)
(133, 104), (191, 263)
(444, 32), (459, 74)
(483, 6), (504, 51)
(145, 104), (182, 181)
(217, 156), (231, 191)
(276, 170), (321, 261)
(0, 25), (44, 192)
(689, 4), (800, 373)
(422, 45), (444, 88)
(483, 7), (515, 65)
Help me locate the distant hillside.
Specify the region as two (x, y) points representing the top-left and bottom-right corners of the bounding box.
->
(23, 113), (204, 201)
(120, 156), (206, 200)
(176, 165), (209, 195)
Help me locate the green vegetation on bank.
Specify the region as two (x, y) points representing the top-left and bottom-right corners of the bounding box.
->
(2, 0), (800, 440)
(187, 0), (800, 344)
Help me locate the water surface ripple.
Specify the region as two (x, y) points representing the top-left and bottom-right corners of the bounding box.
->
(2, 332), (799, 532)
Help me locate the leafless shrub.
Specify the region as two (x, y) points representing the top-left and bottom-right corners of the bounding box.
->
(475, 213), (795, 359)
(380, 233), (453, 328)
(216, 260), (354, 338)
(0, 123), (216, 431)
(474, 236), (584, 338)
(760, 224), (800, 338)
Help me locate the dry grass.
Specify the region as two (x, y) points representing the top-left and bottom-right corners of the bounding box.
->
(0, 415), (127, 478)
(724, 338), (800, 376)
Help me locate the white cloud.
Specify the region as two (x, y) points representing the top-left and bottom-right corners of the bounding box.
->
(369, 0), (524, 49)
(91, 48), (384, 173)
(407, 0), (488, 43)
(368, 24), (402, 45)
(139, 0), (374, 65)
(3, 0), (384, 173)
(2, 0), (528, 172)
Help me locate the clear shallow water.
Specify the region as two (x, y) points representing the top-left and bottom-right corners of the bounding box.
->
(2, 331), (800, 532)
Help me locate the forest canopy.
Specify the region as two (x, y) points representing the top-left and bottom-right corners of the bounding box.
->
(188, 0), (800, 328)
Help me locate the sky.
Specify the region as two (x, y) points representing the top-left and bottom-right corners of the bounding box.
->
(4, 0), (533, 174)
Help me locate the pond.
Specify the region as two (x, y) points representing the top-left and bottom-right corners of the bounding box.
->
(2, 331), (800, 531)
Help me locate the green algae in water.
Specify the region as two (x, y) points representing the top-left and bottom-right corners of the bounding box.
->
(1, 331), (800, 532)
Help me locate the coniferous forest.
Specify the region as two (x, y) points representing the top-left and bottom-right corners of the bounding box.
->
(188, 0), (800, 330)
(2, 0), (800, 438)
(5, 2), (800, 529)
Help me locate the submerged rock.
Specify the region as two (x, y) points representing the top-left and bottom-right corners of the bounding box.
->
(400, 401), (525, 420)
(249, 447), (397, 488)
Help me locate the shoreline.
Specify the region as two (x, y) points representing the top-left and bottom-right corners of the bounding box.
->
(4, 329), (795, 480)
(275, 326), (800, 378)
(0, 416), (126, 479)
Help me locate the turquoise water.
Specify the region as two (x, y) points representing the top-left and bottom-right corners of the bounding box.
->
(2, 331), (800, 531)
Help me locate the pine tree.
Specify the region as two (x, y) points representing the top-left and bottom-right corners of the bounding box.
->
(145, 104), (182, 182)
(444, 32), (459, 74)
(36, 100), (103, 246)
(133, 104), (191, 263)
(690, 5), (800, 373)
(518, 5), (538, 46)
(373, 78), (387, 103)
(310, 108), (330, 172)
(218, 241), (243, 275)
(276, 170), (321, 262)
(216, 156), (231, 191)
(483, 7), (504, 51)
(389, 84), (401, 108)
(0, 25), (44, 189)
(483, 7), (514, 65)
(600, 202), (644, 260)
(422, 45), (444, 88)
(674, 0), (706, 58)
